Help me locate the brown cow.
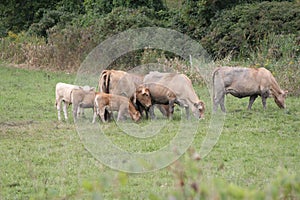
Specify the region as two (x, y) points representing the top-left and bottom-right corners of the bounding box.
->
(92, 92), (141, 123)
(135, 83), (177, 119)
(213, 66), (288, 112)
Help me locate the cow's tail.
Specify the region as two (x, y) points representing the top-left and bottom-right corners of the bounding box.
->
(99, 70), (111, 93)
(212, 67), (220, 100)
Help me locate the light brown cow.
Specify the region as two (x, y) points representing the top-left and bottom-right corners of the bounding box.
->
(92, 92), (141, 123)
(213, 66), (288, 112)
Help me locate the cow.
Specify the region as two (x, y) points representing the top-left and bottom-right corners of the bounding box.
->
(71, 87), (95, 121)
(92, 92), (141, 123)
(55, 82), (81, 121)
(143, 71), (205, 119)
(212, 66), (288, 112)
(99, 69), (143, 97)
(135, 83), (177, 119)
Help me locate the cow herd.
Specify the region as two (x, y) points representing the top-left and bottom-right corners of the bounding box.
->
(55, 66), (287, 123)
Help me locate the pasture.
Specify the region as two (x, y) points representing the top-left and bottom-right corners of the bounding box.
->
(0, 64), (299, 199)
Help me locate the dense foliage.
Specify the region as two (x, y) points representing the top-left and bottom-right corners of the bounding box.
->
(0, 0), (299, 93)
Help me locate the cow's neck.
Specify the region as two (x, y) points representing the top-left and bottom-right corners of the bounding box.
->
(270, 76), (282, 97)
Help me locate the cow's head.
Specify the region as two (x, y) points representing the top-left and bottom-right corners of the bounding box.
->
(134, 85), (152, 108)
(194, 101), (205, 119)
(274, 90), (288, 109)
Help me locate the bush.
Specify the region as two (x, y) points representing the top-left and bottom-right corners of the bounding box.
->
(201, 1), (300, 59)
(83, 0), (166, 16)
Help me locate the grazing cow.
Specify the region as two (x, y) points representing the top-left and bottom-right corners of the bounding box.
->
(55, 82), (81, 121)
(213, 66), (288, 112)
(92, 92), (141, 123)
(71, 87), (95, 121)
(135, 84), (177, 119)
(143, 71), (205, 119)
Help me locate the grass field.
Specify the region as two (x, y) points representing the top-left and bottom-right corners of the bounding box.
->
(0, 64), (299, 199)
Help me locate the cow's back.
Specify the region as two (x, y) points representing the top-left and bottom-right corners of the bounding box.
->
(144, 72), (199, 104)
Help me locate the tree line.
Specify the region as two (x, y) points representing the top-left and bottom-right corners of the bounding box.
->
(0, 0), (299, 77)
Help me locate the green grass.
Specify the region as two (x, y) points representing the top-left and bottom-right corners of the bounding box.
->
(0, 64), (299, 199)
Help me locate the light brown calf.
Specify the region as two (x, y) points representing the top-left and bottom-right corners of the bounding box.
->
(93, 92), (141, 123)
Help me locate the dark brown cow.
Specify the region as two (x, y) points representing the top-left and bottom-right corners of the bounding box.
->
(213, 66), (288, 112)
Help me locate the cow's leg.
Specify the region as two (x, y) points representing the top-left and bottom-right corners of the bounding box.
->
(261, 90), (270, 109)
(63, 101), (69, 120)
(219, 95), (226, 113)
(213, 92), (226, 113)
(248, 95), (258, 110)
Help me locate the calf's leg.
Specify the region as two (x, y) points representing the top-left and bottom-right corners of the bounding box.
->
(63, 101), (69, 120)
(72, 104), (78, 121)
(56, 99), (62, 121)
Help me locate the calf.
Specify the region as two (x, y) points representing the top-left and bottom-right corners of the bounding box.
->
(135, 84), (177, 119)
(71, 87), (95, 121)
(55, 82), (80, 121)
(93, 92), (141, 123)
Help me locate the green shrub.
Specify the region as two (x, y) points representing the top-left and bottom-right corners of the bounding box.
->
(83, 0), (166, 16)
(201, 1), (300, 59)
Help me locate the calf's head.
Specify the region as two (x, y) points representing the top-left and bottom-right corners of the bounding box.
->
(131, 110), (141, 122)
(274, 90), (288, 109)
(194, 101), (205, 119)
(135, 85), (152, 108)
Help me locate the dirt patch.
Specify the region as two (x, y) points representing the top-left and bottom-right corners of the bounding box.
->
(0, 120), (35, 127)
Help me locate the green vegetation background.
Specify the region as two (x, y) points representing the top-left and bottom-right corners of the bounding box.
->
(0, 0), (299, 96)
